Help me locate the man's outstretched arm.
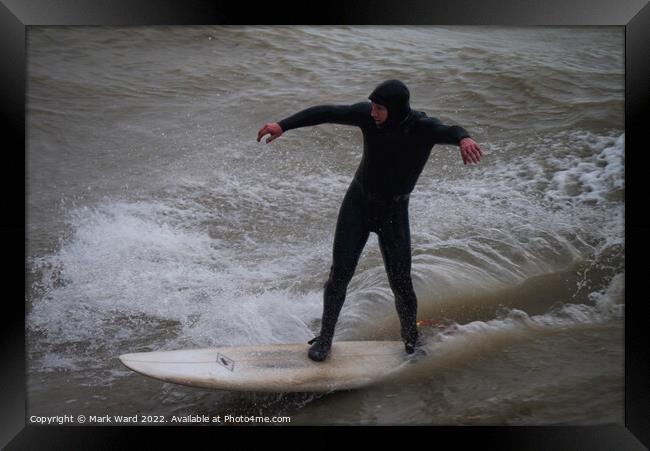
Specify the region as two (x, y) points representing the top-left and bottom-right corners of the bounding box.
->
(257, 102), (371, 144)
(423, 117), (483, 165)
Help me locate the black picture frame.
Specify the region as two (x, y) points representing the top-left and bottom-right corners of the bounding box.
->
(2, 0), (648, 448)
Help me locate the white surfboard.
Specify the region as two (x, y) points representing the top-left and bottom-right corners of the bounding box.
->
(119, 341), (411, 392)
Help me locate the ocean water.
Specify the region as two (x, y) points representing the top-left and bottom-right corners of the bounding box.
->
(26, 26), (624, 425)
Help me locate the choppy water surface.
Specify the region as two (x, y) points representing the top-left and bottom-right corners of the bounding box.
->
(27, 26), (623, 425)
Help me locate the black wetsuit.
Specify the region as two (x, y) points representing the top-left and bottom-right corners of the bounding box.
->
(278, 80), (471, 356)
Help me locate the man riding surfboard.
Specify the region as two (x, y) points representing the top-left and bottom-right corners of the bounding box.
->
(258, 79), (483, 362)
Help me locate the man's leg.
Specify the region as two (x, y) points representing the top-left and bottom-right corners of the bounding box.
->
(377, 202), (420, 354)
(310, 184), (369, 361)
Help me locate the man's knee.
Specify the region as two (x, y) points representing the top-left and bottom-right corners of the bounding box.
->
(325, 264), (355, 291)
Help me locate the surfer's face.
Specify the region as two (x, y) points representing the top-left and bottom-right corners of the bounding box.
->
(371, 102), (388, 125)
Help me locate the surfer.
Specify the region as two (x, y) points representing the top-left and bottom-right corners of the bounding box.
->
(257, 79), (483, 361)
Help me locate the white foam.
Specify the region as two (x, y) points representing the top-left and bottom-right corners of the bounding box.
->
(37, 354), (82, 372)
(588, 272), (624, 319)
(545, 133), (624, 205)
(411, 131), (623, 283)
(28, 197), (328, 359)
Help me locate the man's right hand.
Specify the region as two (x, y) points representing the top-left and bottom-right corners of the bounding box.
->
(257, 122), (284, 143)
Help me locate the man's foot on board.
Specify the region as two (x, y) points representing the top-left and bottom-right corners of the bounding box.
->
(308, 336), (332, 362)
(404, 338), (427, 360)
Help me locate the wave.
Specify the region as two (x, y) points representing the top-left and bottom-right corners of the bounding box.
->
(27, 125), (624, 377)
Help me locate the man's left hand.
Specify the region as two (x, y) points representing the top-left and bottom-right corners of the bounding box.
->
(459, 137), (483, 165)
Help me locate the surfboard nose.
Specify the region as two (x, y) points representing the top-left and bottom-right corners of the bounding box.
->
(119, 353), (144, 371)
(119, 352), (176, 380)
(119, 352), (164, 373)
(119, 352), (145, 369)
(119, 352), (152, 362)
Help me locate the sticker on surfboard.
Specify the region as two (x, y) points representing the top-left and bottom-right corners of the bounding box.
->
(216, 353), (235, 372)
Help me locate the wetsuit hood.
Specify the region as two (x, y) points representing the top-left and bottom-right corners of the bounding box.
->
(368, 79), (412, 129)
